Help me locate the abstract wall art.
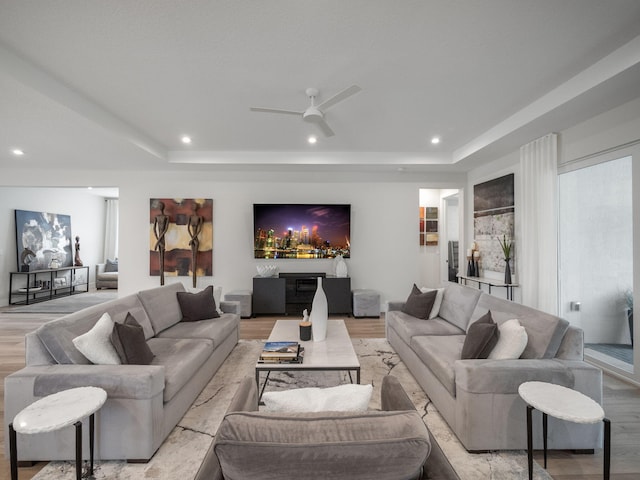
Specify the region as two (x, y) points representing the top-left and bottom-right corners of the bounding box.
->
(149, 198), (213, 286)
(14, 209), (73, 271)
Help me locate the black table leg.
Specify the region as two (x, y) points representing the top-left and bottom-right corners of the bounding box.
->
(543, 412), (548, 468)
(526, 405), (533, 480)
(604, 417), (611, 480)
(89, 413), (96, 475)
(75, 421), (82, 480)
(9, 423), (18, 480)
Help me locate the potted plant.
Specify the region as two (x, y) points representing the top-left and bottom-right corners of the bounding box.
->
(497, 234), (513, 284)
(625, 288), (634, 346)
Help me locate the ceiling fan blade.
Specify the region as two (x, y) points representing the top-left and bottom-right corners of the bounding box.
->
(249, 107), (303, 116)
(316, 118), (335, 137)
(317, 85), (362, 111)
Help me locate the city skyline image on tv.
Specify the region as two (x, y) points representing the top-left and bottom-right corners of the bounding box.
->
(254, 204), (351, 259)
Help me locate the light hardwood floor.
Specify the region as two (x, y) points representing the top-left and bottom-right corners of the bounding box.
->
(0, 305), (639, 479)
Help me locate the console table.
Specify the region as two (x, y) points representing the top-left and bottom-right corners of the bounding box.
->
(8, 266), (90, 305)
(457, 274), (518, 301)
(253, 273), (351, 316)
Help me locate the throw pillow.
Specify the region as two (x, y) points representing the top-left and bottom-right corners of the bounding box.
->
(461, 311), (499, 359)
(214, 286), (223, 315)
(401, 284), (437, 319)
(72, 312), (121, 365)
(104, 258), (118, 272)
(488, 318), (529, 359)
(111, 313), (155, 365)
(261, 384), (374, 413)
(420, 287), (445, 319)
(176, 285), (220, 322)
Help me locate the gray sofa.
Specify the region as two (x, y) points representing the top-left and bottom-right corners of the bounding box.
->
(386, 282), (603, 452)
(95, 262), (118, 289)
(194, 375), (438, 480)
(4, 282), (241, 462)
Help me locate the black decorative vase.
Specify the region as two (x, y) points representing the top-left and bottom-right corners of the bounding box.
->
(504, 258), (512, 284)
(467, 259), (473, 276)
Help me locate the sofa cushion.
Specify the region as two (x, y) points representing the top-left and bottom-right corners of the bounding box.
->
(156, 313), (238, 347)
(386, 310), (465, 346)
(147, 337), (214, 402)
(104, 258), (119, 272)
(35, 293), (154, 364)
(401, 284), (437, 319)
(177, 285), (220, 321)
(97, 271), (118, 282)
(138, 283), (186, 335)
(438, 283), (482, 332)
(111, 313), (155, 365)
(72, 312), (121, 365)
(262, 384), (374, 412)
(411, 335), (464, 396)
(420, 287), (445, 319)
(214, 410), (431, 480)
(461, 311), (499, 359)
(488, 319), (528, 360)
(473, 293), (570, 359)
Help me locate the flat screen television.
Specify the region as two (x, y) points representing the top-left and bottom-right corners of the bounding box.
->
(254, 204), (350, 259)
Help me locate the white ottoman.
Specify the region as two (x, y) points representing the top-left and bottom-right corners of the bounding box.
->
(352, 289), (380, 318)
(225, 290), (252, 318)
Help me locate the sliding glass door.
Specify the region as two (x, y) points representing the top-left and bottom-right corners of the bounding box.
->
(558, 155), (633, 372)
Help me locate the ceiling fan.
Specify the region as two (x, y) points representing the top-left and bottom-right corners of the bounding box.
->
(250, 85), (362, 137)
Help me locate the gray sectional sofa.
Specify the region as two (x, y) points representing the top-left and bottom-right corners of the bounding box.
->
(386, 281), (603, 451)
(4, 282), (240, 462)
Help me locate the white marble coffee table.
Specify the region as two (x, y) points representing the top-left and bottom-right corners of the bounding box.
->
(9, 386), (107, 480)
(518, 381), (610, 480)
(255, 319), (361, 400)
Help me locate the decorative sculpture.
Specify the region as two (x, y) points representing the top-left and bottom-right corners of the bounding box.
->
(153, 201), (169, 285)
(74, 236), (83, 266)
(188, 202), (204, 288)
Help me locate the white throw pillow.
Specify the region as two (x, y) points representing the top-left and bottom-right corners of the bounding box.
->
(488, 318), (528, 360)
(420, 287), (445, 319)
(214, 286), (223, 315)
(72, 312), (121, 365)
(261, 384), (373, 413)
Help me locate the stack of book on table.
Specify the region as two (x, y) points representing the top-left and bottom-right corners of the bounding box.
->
(258, 341), (304, 364)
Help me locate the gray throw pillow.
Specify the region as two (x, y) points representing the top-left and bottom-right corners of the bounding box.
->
(105, 258), (118, 272)
(176, 285), (220, 321)
(110, 313), (155, 365)
(401, 284), (437, 319)
(461, 311), (499, 359)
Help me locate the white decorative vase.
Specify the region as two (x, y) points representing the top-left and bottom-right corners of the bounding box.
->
(310, 277), (328, 342)
(335, 255), (348, 278)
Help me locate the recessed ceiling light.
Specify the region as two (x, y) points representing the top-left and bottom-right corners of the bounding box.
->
(87, 187), (93, 190)
(308, 135), (317, 144)
(12, 149), (24, 156)
(181, 135), (192, 144)
(431, 136), (441, 145)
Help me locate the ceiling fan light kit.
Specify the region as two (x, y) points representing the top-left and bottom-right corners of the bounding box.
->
(250, 85), (361, 137)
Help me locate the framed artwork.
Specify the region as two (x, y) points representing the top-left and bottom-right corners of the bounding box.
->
(419, 207), (438, 245)
(149, 198), (213, 279)
(473, 174), (515, 273)
(14, 209), (73, 270)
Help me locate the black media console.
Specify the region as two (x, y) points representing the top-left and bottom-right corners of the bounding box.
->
(252, 272), (351, 316)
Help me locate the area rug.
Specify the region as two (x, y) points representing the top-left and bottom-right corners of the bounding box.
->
(32, 339), (552, 480)
(6, 291), (118, 314)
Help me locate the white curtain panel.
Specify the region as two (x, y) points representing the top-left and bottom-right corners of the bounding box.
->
(519, 133), (558, 314)
(103, 198), (119, 261)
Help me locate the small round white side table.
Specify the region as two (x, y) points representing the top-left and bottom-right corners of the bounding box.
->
(9, 386), (107, 480)
(518, 381), (610, 480)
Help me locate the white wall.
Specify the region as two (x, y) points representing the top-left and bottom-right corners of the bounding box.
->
(0, 187), (107, 305)
(116, 174), (469, 309)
